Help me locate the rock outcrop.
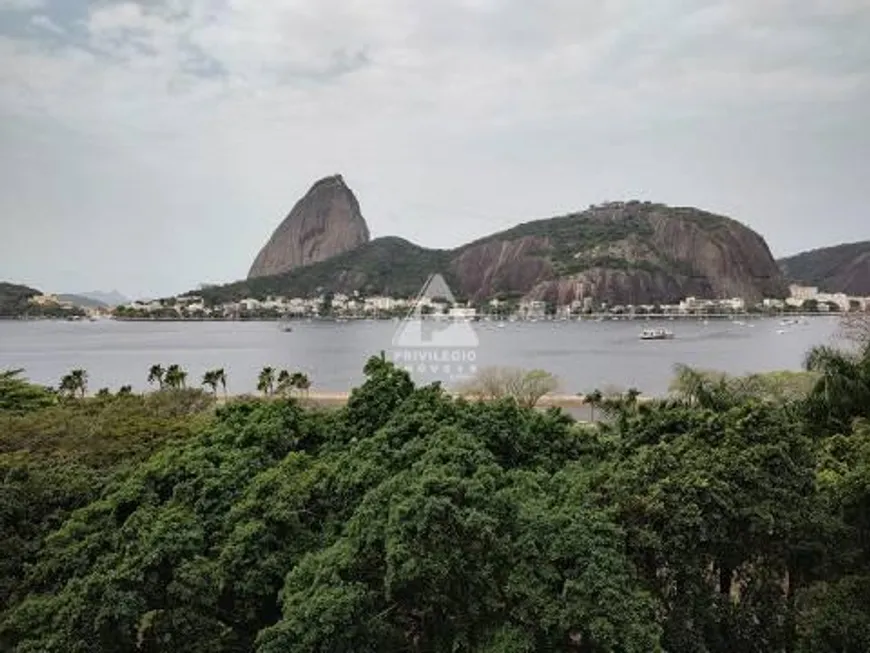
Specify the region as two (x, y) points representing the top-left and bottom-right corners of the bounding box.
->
(248, 175), (370, 279)
(779, 241), (870, 296)
(210, 196), (788, 307)
(449, 202), (787, 305)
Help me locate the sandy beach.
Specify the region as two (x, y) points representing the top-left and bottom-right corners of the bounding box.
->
(301, 391), (594, 408)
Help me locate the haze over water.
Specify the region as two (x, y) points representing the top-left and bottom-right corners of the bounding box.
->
(0, 317), (842, 397)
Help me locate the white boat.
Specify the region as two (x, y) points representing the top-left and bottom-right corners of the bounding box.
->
(639, 327), (675, 340)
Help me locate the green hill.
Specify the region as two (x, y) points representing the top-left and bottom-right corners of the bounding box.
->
(201, 200), (787, 306)
(201, 237), (453, 304)
(779, 241), (870, 295)
(0, 282), (41, 317)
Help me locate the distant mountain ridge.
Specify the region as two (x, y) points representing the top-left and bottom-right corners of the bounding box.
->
(57, 294), (108, 309)
(779, 241), (870, 296)
(75, 290), (129, 307)
(201, 179), (788, 306)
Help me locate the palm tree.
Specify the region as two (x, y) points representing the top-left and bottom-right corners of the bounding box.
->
(803, 344), (870, 433)
(669, 363), (737, 411)
(257, 366), (275, 396)
(276, 369), (292, 397)
(58, 373), (77, 399)
(164, 364), (187, 390)
(583, 389), (603, 422)
(70, 369), (87, 398)
(215, 368), (227, 398)
(147, 364), (165, 390)
(290, 372), (311, 398)
(59, 369), (88, 399)
(296, 373), (311, 398)
(202, 369), (220, 396)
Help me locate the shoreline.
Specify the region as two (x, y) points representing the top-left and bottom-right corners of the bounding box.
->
(222, 391), (609, 409)
(1, 313), (846, 323)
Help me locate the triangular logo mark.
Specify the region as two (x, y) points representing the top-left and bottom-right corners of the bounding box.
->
(392, 273), (479, 348)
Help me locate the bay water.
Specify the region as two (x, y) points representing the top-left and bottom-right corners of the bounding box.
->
(0, 316), (842, 397)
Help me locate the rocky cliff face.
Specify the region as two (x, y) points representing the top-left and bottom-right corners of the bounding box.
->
(779, 241), (870, 296)
(450, 236), (554, 300)
(248, 175), (370, 279)
(450, 202), (787, 305)
(214, 195), (787, 307)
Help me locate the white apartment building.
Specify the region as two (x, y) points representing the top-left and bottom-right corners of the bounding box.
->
(789, 285), (819, 302)
(448, 306), (477, 320)
(239, 298), (261, 311)
(365, 296), (406, 312)
(721, 297), (746, 311)
(29, 294), (61, 306)
(519, 300), (547, 319)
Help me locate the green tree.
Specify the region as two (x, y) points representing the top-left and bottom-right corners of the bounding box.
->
(215, 368), (227, 398)
(803, 344), (870, 435)
(0, 369), (55, 413)
(596, 400), (818, 652)
(257, 366), (276, 396)
(164, 364), (188, 390)
(276, 369), (292, 397)
(9, 346), (870, 653)
(202, 369), (224, 397)
(148, 364), (166, 390)
(582, 389), (603, 422)
(59, 369), (87, 399)
(290, 372), (311, 398)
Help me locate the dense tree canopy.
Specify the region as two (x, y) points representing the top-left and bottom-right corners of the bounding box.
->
(2, 341), (870, 652)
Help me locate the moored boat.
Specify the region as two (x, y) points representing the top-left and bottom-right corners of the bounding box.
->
(639, 327), (675, 340)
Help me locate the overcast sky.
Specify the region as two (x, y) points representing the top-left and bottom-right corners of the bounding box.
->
(1, 0), (868, 299)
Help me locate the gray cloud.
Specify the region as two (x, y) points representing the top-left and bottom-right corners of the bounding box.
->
(1, 0), (869, 298)
(0, 0), (45, 11)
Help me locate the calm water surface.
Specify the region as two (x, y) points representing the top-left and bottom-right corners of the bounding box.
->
(0, 317), (842, 396)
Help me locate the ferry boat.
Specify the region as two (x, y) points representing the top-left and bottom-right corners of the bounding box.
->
(639, 327), (675, 341)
